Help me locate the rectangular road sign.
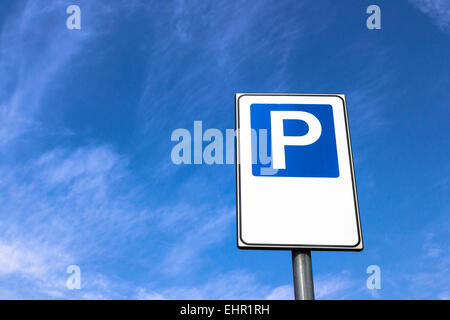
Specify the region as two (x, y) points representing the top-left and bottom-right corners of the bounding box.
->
(235, 93), (363, 250)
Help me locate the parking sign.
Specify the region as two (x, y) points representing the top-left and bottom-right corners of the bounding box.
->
(235, 93), (363, 250)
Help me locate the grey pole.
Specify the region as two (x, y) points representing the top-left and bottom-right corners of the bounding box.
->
(292, 250), (315, 300)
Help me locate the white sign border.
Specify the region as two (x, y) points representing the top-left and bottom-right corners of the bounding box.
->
(235, 93), (363, 251)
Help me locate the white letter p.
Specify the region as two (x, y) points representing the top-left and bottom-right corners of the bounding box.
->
(270, 111), (322, 169)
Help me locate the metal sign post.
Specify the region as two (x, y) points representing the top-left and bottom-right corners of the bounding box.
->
(292, 250), (315, 300)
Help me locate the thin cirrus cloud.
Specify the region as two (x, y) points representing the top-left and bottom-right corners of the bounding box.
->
(409, 0), (450, 32)
(0, 144), (148, 298)
(160, 209), (234, 276)
(0, 0), (142, 147)
(0, 0), (148, 298)
(136, 0), (305, 136)
(137, 270), (273, 300)
(0, 1), (93, 146)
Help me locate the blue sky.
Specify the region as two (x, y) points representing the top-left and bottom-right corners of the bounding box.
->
(0, 0), (448, 299)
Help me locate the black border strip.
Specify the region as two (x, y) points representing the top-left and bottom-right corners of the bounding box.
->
(235, 93), (364, 251)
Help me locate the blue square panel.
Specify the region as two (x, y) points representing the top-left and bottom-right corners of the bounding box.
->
(251, 104), (339, 177)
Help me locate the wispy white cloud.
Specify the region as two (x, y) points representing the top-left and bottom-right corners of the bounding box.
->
(409, 0), (450, 32)
(0, 144), (151, 298)
(0, 0), (145, 148)
(0, 238), (72, 299)
(0, 141), (239, 298)
(0, 1), (93, 146)
(314, 272), (358, 299)
(0, 240), (70, 286)
(437, 292), (450, 300)
(137, 270), (273, 300)
(136, 0), (307, 136)
(0, 145), (140, 236)
(160, 208), (234, 276)
(265, 285), (293, 300)
(384, 215), (450, 299)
